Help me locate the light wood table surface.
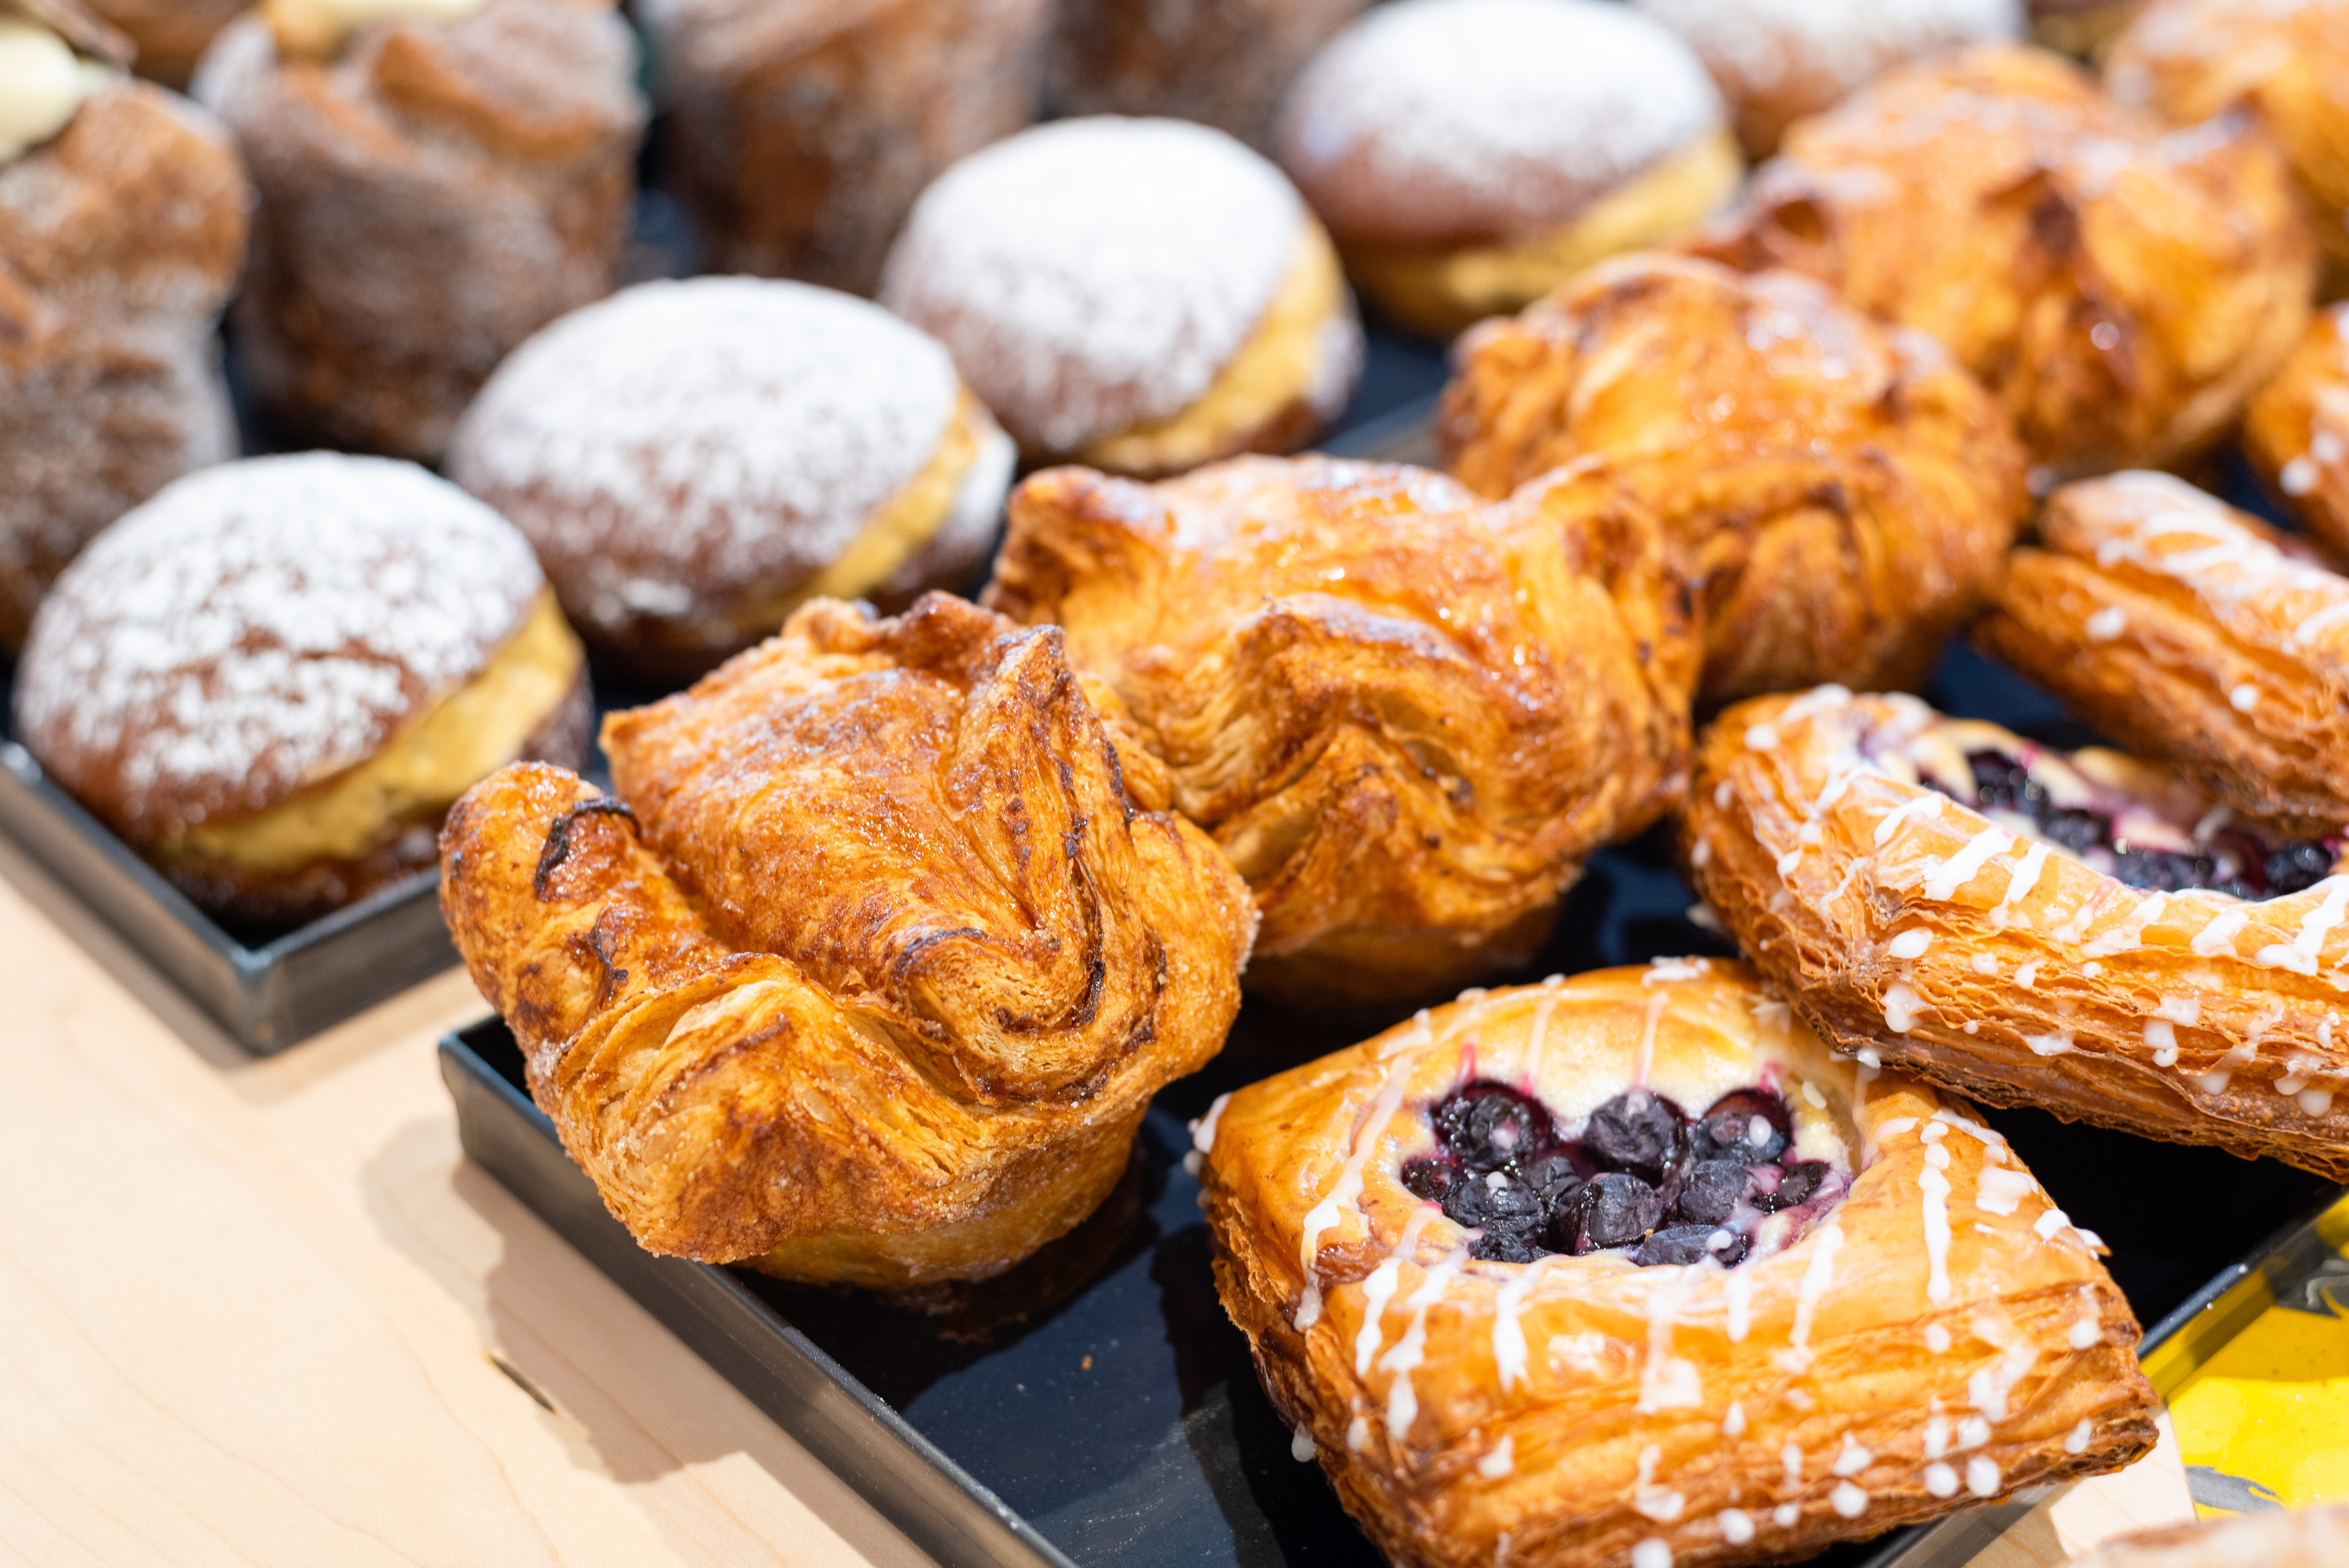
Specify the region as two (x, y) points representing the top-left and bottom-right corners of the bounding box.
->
(0, 827), (2203, 1567)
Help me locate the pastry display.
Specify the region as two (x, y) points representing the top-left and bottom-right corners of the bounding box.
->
(986, 455), (1698, 1007)
(638, 0), (1048, 294)
(14, 452), (590, 933)
(0, 4), (250, 651)
(2107, 0), (2349, 294)
(1690, 44), (2315, 482)
(1203, 966), (2160, 1568)
(2067, 1504), (2349, 1568)
(85, 0), (251, 86)
(1632, 0), (2023, 157)
(2246, 302), (2349, 558)
(1682, 686), (2349, 1179)
(1975, 471), (2349, 834)
(1273, 0), (1741, 337)
(1441, 254), (2029, 708)
(438, 591), (1257, 1287)
(1047, 0), (1366, 149)
(446, 276), (1014, 684)
(879, 116), (1361, 478)
(191, 0), (645, 460)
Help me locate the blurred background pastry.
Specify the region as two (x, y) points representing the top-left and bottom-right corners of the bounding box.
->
(2027, 0), (2141, 55)
(84, 0), (252, 86)
(2106, 0), (2349, 296)
(14, 452), (589, 934)
(1693, 44), (2315, 483)
(2245, 301), (2349, 555)
(1272, 0), (1739, 337)
(0, 0), (250, 651)
(1046, 0), (1366, 149)
(1633, 0), (2024, 157)
(880, 116), (1361, 476)
(448, 276), (1014, 684)
(640, 0), (1048, 293)
(192, 0), (645, 460)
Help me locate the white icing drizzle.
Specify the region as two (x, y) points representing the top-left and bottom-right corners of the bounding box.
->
(1975, 1166), (2035, 1217)
(1872, 791), (1949, 848)
(2256, 876), (2349, 974)
(1638, 1274), (1704, 1412)
(1918, 1166), (1954, 1303)
(1924, 1462), (1959, 1497)
(1966, 1310), (2037, 1422)
(1776, 1222), (1844, 1372)
(1719, 1509), (1755, 1545)
(1966, 1456), (2001, 1498)
(2013, 961), (2040, 989)
(1295, 1019), (1437, 1328)
(1747, 723), (1781, 751)
(1781, 1440), (1803, 1484)
(1725, 1267), (1754, 1343)
(1380, 1247), (1469, 1440)
(1924, 827), (2015, 901)
(2068, 1315), (2101, 1350)
(1633, 1541), (1672, 1568)
(1925, 1324), (1953, 1354)
(1834, 1436), (1873, 1476)
(1830, 1482), (1868, 1518)
(2082, 892), (2167, 957)
(1990, 841), (2055, 926)
(1358, 1206), (1438, 1375)
(1633, 989), (1670, 1086)
(1478, 1436), (1515, 1478)
(1490, 1251), (1553, 1391)
(1192, 1093), (1232, 1155)
(1292, 1423), (1315, 1461)
(1348, 1415), (1370, 1451)
(1723, 1400), (1747, 1437)
(1634, 1444), (1684, 1520)
(1925, 1410), (1950, 1458)
(2145, 1018), (2179, 1068)
(2066, 1419), (2093, 1455)
(1864, 1116), (1917, 1167)
(1773, 1504), (1799, 1527)
(1887, 928), (1934, 961)
(2191, 906), (2251, 958)
(1883, 982), (1924, 1033)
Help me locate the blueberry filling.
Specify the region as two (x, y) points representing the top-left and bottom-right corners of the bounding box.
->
(1398, 1082), (1835, 1265)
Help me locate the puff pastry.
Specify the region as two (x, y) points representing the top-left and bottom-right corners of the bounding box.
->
(438, 593), (1257, 1289)
(1689, 44), (2315, 481)
(2243, 301), (2349, 560)
(985, 455), (1697, 1009)
(1682, 687), (2349, 1180)
(2067, 1503), (2349, 1568)
(1201, 965), (2159, 1568)
(1975, 471), (2349, 835)
(1441, 254), (2028, 707)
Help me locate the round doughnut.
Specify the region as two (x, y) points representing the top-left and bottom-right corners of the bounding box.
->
(1632, 0), (2023, 156)
(14, 452), (590, 932)
(447, 276), (1016, 684)
(1274, 0), (1741, 335)
(879, 115), (1362, 475)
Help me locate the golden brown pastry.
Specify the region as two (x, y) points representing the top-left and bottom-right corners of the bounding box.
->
(15, 453), (590, 933)
(1442, 254), (2029, 708)
(2067, 1505), (2349, 1568)
(1976, 471), (2349, 834)
(191, 0), (644, 460)
(1690, 44), (2315, 482)
(985, 455), (1698, 1009)
(1047, 0), (1366, 150)
(640, 0), (1047, 294)
(85, 0), (251, 85)
(447, 276), (1015, 685)
(0, 8), (250, 651)
(1682, 687), (2349, 1181)
(2245, 301), (2349, 556)
(2107, 0), (2349, 294)
(1273, 0), (1741, 337)
(438, 593), (1256, 1288)
(1202, 967), (2160, 1568)
(1631, 0), (2024, 157)
(2030, 0), (2142, 56)
(880, 116), (1362, 478)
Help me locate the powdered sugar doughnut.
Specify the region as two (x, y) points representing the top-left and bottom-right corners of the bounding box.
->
(1635, 0), (2022, 154)
(1275, 0), (1740, 333)
(15, 452), (589, 930)
(879, 115), (1362, 470)
(448, 276), (1016, 682)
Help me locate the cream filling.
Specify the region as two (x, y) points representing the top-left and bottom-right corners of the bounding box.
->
(0, 20), (114, 164)
(1076, 217), (1351, 476)
(262, 0), (490, 54)
(161, 590), (583, 871)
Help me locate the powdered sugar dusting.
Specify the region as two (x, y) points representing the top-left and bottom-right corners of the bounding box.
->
(448, 277), (962, 639)
(1277, 0), (1724, 244)
(879, 116), (1304, 453)
(16, 453), (543, 838)
(1635, 0), (2019, 103)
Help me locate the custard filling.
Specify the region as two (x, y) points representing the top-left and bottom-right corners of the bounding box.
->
(1346, 130), (1743, 335)
(0, 20), (113, 164)
(161, 589), (583, 871)
(1077, 216), (1351, 476)
(262, 0), (490, 55)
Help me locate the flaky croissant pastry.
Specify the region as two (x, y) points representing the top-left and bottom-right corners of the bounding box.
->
(985, 456), (1698, 1009)
(439, 593), (1257, 1288)
(1689, 44), (2315, 481)
(2243, 301), (2349, 560)
(1682, 687), (2349, 1180)
(1440, 254), (2028, 707)
(1976, 471), (2349, 835)
(1202, 966), (2158, 1568)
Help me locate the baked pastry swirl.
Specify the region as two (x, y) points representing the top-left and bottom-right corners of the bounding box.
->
(438, 592), (1257, 1288)
(1975, 471), (2349, 835)
(1682, 687), (2349, 1180)
(2244, 301), (2349, 559)
(16, 453), (590, 933)
(1690, 44), (2316, 482)
(192, 0), (645, 460)
(1441, 253), (2029, 708)
(986, 455), (1698, 1008)
(1202, 966), (2159, 1568)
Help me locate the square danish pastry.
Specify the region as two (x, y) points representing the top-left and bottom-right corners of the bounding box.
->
(1200, 964), (2157, 1568)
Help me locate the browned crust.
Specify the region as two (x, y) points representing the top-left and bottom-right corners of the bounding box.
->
(438, 593), (1257, 1284)
(81, 0), (244, 83)
(1688, 44), (2315, 480)
(2243, 301), (2349, 561)
(1681, 690), (2349, 1183)
(1045, 0), (1366, 149)
(1440, 253), (2027, 708)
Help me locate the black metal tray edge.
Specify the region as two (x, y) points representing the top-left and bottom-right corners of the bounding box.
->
(437, 1018), (1073, 1568)
(0, 738), (455, 1053)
